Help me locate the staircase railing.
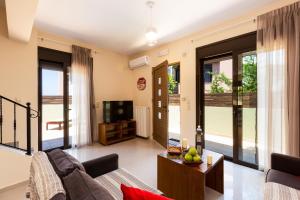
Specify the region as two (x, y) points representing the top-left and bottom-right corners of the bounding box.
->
(0, 95), (38, 155)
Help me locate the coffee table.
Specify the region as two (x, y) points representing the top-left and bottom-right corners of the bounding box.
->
(157, 149), (224, 200)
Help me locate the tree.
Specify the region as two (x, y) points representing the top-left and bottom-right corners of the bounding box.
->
(209, 72), (232, 94)
(208, 55), (257, 94)
(168, 74), (177, 94)
(242, 55), (257, 93)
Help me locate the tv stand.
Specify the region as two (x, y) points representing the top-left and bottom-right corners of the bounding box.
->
(98, 120), (136, 145)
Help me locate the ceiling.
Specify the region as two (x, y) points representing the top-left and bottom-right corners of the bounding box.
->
(34, 0), (276, 55)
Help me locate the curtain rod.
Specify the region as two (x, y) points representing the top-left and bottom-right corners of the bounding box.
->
(191, 18), (256, 43)
(37, 37), (99, 54)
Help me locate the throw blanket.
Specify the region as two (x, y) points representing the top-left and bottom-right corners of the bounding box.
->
(95, 168), (161, 200)
(28, 152), (65, 200)
(265, 182), (300, 200)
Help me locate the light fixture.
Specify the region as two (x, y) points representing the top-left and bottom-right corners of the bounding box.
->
(145, 1), (158, 46)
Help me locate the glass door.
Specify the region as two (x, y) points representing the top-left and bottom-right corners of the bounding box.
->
(235, 51), (258, 166)
(40, 61), (70, 151)
(196, 32), (257, 168)
(201, 52), (258, 166)
(203, 55), (234, 158)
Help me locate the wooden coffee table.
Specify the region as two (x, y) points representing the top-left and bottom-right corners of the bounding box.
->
(157, 149), (224, 200)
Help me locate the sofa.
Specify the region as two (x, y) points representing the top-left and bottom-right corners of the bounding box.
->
(27, 149), (162, 200)
(264, 153), (300, 199)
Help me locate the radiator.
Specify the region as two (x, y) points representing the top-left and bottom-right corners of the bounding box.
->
(134, 106), (150, 138)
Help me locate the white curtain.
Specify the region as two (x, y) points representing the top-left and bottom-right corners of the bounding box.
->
(71, 45), (92, 147)
(257, 2), (300, 170)
(257, 43), (288, 170)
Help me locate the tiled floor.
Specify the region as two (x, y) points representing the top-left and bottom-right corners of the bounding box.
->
(0, 138), (265, 200)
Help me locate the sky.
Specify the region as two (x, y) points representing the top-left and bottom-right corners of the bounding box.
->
(42, 69), (62, 96)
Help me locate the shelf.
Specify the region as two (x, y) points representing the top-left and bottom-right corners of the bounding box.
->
(123, 128), (136, 131)
(106, 130), (122, 135)
(106, 135), (122, 143)
(99, 120), (136, 145)
(106, 135), (136, 145)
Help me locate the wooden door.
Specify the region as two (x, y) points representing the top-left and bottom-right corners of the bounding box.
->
(152, 61), (169, 148)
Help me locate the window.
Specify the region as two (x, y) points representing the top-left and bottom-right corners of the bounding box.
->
(204, 64), (212, 83)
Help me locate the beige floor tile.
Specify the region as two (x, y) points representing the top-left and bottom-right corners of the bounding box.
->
(0, 138), (265, 200)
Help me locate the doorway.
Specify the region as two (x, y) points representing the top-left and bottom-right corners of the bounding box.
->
(152, 61), (169, 148)
(196, 32), (258, 168)
(38, 47), (72, 151)
(168, 62), (181, 143)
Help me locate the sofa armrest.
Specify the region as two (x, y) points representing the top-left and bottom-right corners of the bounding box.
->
(271, 153), (300, 176)
(82, 154), (119, 178)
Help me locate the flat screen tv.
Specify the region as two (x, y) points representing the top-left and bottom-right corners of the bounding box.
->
(103, 101), (133, 123)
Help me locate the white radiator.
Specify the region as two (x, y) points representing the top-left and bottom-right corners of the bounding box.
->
(134, 106), (150, 138)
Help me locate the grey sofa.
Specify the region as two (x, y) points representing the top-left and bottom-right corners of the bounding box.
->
(264, 153), (300, 200)
(266, 153), (300, 189)
(27, 149), (161, 200)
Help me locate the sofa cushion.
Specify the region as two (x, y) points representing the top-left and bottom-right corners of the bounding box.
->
(121, 184), (171, 200)
(47, 149), (85, 178)
(94, 168), (162, 200)
(63, 169), (114, 200)
(29, 151), (66, 200)
(266, 169), (300, 190)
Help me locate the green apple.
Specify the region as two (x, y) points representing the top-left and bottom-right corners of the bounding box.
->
(188, 147), (198, 156)
(184, 153), (193, 162)
(193, 155), (201, 163)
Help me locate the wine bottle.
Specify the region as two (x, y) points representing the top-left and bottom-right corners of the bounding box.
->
(195, 125), (203, 155)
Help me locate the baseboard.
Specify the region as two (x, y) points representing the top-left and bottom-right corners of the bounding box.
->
(0, 180), (28, 193)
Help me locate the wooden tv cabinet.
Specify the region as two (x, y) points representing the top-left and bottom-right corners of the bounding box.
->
(98, 120), (136, 145)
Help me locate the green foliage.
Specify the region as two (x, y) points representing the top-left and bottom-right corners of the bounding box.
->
(242, 55), (257, 93)
(207, 54), (257, 94)
(168, 74), (177, 94)
(209, 72), (232, 94)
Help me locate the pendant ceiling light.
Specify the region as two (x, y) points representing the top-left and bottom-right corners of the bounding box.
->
(145, 1), (158, 46)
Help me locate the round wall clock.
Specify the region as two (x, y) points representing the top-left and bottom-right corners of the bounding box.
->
(137, 77), (146, 90)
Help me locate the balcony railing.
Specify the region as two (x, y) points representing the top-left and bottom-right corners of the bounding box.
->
(0, 95), (38, 155)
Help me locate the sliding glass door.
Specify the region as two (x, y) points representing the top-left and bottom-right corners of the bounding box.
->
(203, 55), (234, 158)
(196, 32), (258, 168)
(236, 51), (257, 165)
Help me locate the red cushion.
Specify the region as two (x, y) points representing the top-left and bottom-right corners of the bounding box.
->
(121, 184), (172, 200)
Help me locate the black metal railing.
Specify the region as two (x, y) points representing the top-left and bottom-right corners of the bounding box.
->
(0, 95), (38, 155)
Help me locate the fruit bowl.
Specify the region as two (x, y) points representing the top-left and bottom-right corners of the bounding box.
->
(182, 153), (202, 165)
(182, 147), (203, 165)
(182, 159), (202, 165)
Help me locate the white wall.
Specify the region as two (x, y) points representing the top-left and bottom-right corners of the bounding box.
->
(0, 7), (133, 189)
(0, 6), (38, 189)
(37, 31), (134, 124)
(0, 0), (298, 190)
(130, 0), (298, 145)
